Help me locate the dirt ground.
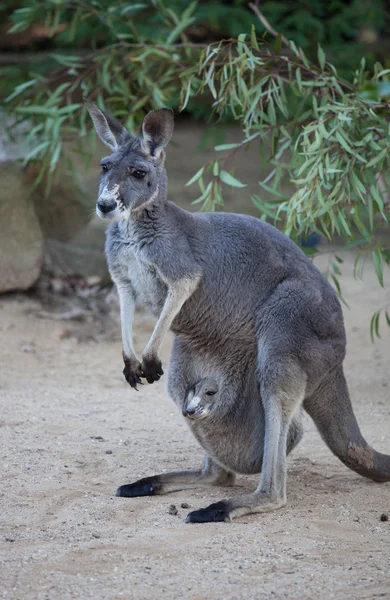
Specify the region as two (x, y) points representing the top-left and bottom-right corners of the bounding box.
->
(0, 251), (389, 600)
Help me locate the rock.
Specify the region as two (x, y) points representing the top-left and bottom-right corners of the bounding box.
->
(45, 216), (110, 282)
(26, 163), (95, 242)
(0, 113), (32, 161)
(0, 161), (44, 293)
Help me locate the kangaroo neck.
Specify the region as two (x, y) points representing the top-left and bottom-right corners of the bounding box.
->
(118, 175), (168, 241)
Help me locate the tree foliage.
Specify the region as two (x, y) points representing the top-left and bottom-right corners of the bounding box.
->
(1, 1), (389, 336)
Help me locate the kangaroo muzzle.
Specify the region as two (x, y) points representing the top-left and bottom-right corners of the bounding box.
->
(96, 183), (121, 219)
(182, 395), (209, 420)
(97, 199), (117, 214)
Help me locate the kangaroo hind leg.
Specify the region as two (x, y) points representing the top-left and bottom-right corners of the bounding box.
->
(187, 358), (307, 523)
(116, 455), (235, 497)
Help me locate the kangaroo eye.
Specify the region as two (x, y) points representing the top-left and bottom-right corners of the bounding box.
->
(133, 170), (146, 179)
(101, 163), (110, 173)
(206, 390), (216, 397)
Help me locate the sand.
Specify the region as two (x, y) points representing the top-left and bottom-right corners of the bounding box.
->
(0, 251), (389, 600)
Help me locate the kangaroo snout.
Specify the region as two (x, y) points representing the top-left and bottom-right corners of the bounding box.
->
(182, 394), (211, 420)
(182, 407), (196, 417)
(97, 199), (117, 215)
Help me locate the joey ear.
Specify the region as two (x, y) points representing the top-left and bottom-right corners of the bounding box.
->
(84, 100), (129, 151)
(141, 108), (174, 156)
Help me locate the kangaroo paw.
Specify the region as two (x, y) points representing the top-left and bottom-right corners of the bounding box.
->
(122, 357), (144, 390)
(141, 355), (164, 384)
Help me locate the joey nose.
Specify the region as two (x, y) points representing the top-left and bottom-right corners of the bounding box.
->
(184, 407), (196, 417)
(97, 200), (116, 214)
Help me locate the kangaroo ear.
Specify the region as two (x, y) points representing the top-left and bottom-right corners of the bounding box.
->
(84, 100), (128, 151)
(141, 108), (174, 156)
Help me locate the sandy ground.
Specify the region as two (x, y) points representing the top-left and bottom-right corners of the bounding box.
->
(0, 251), (389, 600)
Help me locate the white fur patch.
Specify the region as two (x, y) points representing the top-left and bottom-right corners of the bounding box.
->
(186, 396), (201, 412)
(99, 183), (120, 201)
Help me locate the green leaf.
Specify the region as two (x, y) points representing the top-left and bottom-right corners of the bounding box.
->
(331, 274), (342, 297)
(258, 181), (285, 199)
(5, 79), (37, 103)
(372, 248), (384, 287)
(49, 142), (62, 172)
(214, 143), (241, 151)
(250, 24), (259, 51)
(186, 167), (204, 187)
(365, 148), (387, 168)
(274, 33), (282, 54)
(295, 68), (303, 94)
(335, 131), (353, 154)
(219, 170), (247, 188)
(317, 45), (326, 70)
(23, 141), (50, 163)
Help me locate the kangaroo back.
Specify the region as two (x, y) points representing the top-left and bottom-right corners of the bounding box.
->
(304, 366), (390, 482)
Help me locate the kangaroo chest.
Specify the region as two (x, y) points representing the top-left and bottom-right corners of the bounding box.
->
(108, 239), (167, 317)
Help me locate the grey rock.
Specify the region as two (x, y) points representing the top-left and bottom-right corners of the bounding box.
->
(26, 163), (94, 242)
(0, 162), (43, 293)
(45, 216), (110, 281)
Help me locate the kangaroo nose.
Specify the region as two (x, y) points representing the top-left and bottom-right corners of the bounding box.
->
(183, 407), (196, 417)
(97, 200), (116, 214)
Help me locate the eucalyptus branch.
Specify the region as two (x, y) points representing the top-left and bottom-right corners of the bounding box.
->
(248, 2), (290, 48)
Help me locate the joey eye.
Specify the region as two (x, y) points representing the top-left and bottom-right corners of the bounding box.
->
(133, 170), (146, 179)
(205, 390), (216, 397)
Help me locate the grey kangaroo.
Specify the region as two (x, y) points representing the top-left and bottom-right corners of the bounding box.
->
(86, 100), (390, 523)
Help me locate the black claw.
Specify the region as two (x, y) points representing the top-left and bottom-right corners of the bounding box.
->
(186, 501), (230, 523)
(123, 367), (143, 390)
(115, 476), (162, 498)
(123, 363), (144, 390)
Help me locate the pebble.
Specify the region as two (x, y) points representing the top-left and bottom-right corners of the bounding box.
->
(105, 450), (113, 455)
(181, 502), (190, 509)
(168, 504), (178, 516)
(20, 344), (35, 353)
(380, 513), (388, 522)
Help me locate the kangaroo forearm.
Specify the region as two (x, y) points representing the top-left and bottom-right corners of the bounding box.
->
(142, 275), (201, 360)
(117, 285), (137, 360)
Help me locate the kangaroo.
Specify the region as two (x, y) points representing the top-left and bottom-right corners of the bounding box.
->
(86, 100), (390, 523)
(182, 377), (219, 420)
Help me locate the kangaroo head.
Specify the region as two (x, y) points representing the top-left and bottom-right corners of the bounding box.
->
(85, 100), (174, 220)
(183, 377), (219, 420)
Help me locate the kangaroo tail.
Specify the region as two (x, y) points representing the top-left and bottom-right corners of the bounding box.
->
(303, 366), (390, 482)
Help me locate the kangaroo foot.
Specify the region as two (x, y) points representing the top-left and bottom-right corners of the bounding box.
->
(186, 501), (231, 523)
(186, 492), (286, 523)
(116, 476), (162, 497)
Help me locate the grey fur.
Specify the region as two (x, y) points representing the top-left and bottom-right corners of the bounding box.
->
(86, 101), (390, 523)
